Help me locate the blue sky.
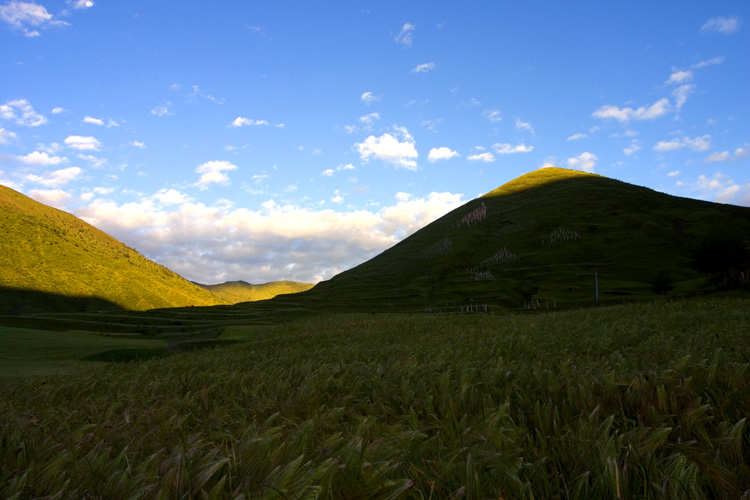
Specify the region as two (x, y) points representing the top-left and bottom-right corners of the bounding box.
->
(1, 1), (748, 284)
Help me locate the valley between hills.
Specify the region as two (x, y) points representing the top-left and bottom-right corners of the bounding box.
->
(1, 167), (749, 498)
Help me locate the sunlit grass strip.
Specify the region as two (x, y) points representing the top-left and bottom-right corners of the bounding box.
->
(1, 296), (749, 498)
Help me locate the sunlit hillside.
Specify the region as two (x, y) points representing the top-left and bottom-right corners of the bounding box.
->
(196, 280), (314, 304)
(0, 185), (223, 313)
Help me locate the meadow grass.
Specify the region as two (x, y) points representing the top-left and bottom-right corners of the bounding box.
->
(1, 295), (749, 498)
(0, 326), (167, 379)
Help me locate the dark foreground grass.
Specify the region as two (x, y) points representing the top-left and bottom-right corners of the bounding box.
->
(1, 296), (749, 499)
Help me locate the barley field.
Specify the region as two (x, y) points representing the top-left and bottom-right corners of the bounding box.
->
(1, 296), (749, 499)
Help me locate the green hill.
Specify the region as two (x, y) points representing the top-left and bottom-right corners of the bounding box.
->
(196, 280), (314, 304)
(0, 185), (223, 313)
(273, 167), (750, 313)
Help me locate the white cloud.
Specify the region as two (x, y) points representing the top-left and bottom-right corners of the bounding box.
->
(107, 118), (119, 128)
(706, 147), (749, 163)
(0, 128), (18, 144)
(701, 16), (741, 34)
(77, 153), (106, 168)
(16, 151), (66, 166)
(672, 84), (694, 110)
(667, 170), (681, 177)
(395, 22), (415, 46)
(321, 169), (334, 177)
(467, 152), (495, 162)
(69, 0), (94, 9)
(666, 70), (693, 85)
(154, 188), (189, 205)
(150, 103), (172, 117)
(623, 140), (640, 156)
(567, 152), (598, 173)
(28, 188), (72, 209)
(195, 160), (238, 190)
(653, 135), (710, 152)
(358, 112), (380, 129)
(129, 140), (146, 149)
(51, 107), (65, 114)
(360, 91), (381, 105)
(412, 62), (435, 73)
(0, 99), (47, 126)
(592, 98), (670, 122)
(65, 135), (101, 151)
(0, 1), (69, 36)
(73, 189), (465, 283)
(83, 116), (104, 126)
(567, 133), (587, 141)
(230, 117), (271, 127)
(515, 117), (534, 134)
(482, 109), (502, 122)
(331, 190), (344, 203)
(428, 147), (459, 163)
(356, 127), (418, 170)
(25, 167), (82, 187)
(694, 172), (750, 205)
(493, 143), (533, 154)
(692, 56), (724, 69)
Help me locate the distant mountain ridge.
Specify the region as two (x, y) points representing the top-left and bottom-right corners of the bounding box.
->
(195, 280), (314, 304)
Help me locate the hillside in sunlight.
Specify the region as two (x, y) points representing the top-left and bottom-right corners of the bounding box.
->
(269, 167), (750, 313)
(196, 280), (314, 304)
(0, 185), (224, 314)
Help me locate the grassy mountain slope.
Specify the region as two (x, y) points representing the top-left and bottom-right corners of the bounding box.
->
(196, 280), (314, 304)
(0, 185), (223, 313)
(279, 168), (750, 313)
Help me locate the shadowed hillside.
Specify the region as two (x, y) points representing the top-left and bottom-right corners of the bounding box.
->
(0, 185), (223, 313)
(196, 280), (314, 304)
(272, 168), (750, 313)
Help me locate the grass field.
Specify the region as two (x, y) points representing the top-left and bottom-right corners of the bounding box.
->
(0, 326), (167, 379)
(1, 295), (749, 499)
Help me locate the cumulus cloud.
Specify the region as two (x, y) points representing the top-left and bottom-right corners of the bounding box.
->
(83, 116), (104, 126)
(28, 188), (72, 209)
(154, 188), (189, 205)
(623, 140), (641, 156)
(356, 127), (418, 170)
(16, 151), (67, 166)
(24, 166), (82, 187)
(129, 140), (146, 149)
(0, 1), (69, 36)
(493, 143), (533, 154)
(567, 133), (587, 141)
(592, 98), (670, 122)
(69, 0), (94, 9)
(706, 147), (749, 163)
(412, 62), (435, 73)
(695, 172), (750, 205)
(467, 152), (495, 162)
(701, 16), (741, 34)
(428, 147), (459, 163)
(360, 91), (381, 104)
(0, 128), (18, 144)
(666, 70), (693, 85)
(230, 117), (270, 127)
(195, 160), (238, 189)
(0, 99), (47, 126)
(73, 189), (465, 283)
(65, 135), (101, 151)
(567, 152), (598, 173)
(653, 135), (711, 152)
(395, 22), (415, 46)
